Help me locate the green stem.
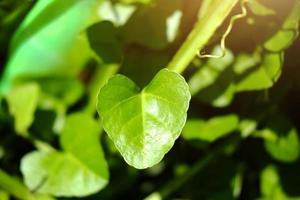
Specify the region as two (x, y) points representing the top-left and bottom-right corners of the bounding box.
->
(145, 136), (240, 200)
(84, 63), (120, 115)
(167, 0), (239, 74)
(147, 154), (215, 200)
(0, 169), (35, 200)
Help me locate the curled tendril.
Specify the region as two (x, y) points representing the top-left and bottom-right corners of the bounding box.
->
(198, 0), (249, 59)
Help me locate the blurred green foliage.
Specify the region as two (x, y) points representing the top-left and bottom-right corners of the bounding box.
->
(0, 0), (300, 199)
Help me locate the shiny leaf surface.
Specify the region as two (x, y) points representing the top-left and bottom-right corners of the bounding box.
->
(97, 69), (190, 169)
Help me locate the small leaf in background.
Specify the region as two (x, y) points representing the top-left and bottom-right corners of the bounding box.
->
(189, 66), (219, 95)
(234, 51), (282, 92)
(238, 119), (257, 138)
(97, 69), (190, 169)
(197, 69), (235, 108)
(264, 30), (297, 52)
(235, 3), (300, 93)
(233, 53), (260, 75)
(121, 0), (182, 49)
(87, 21), (122, 64)
(21, 113), (109, 197)
(206, 47), (235, 71)
(189, 46), (234, 95)
(183, 114), (239, 142)
(260, 166), (284, 200)
(263, 2), (300, 52)
(231, 169), (243, 199)
(189, 46), (235, 107)
(260, 165), (300, 200)
(234, 2), (300, 93)
(259, 115), (299, 163)
(6, 82), (39, 136)
(263, 52), (283, 82)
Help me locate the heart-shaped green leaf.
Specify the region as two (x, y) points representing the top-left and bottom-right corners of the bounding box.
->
(97, 69), (190, 169)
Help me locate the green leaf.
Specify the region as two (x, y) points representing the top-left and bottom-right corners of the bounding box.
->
(260, 115), (299, 163)
(189, 46), (234, 96)
(234, 52), (282, 92)
(6, 82), (40, 135)
(189, 46), (235, 107)
(233, 53), (260, 75)
(264, 128), (299, 163)
(21, 113), (109, 197)
(0, 0), (102, 92)
(261, 166), (284, 200)
(260, 166), (300, 200)
(183, 114), (239, 142)
(97, 68), (190, 169)
(263, 2), (300, 52)
(196, 69), (235, 108)
(235, 2), (300, 92)
(238, 119), (257, 138)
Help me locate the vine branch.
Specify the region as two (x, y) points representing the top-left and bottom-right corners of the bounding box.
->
(167, 0), (239, 74)
(198, 0), (248, 58)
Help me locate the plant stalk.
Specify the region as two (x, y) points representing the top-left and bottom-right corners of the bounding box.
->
(167, 0), (239, 74)
(144, 135), (240, 200)
(0, 169), (35, 200)
(84, 63), (120, 115)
